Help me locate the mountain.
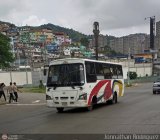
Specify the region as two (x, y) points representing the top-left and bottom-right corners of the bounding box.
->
(0, 21), (88, 42)
(0, 21), (16, 28)
(39, 23), (87, 42)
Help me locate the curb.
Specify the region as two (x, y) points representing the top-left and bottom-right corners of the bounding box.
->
(0, 101), (7, 105)
(0, 99), (7, 105)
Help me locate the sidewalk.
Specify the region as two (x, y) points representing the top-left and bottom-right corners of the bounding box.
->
(0, 92), (46, 105)
(0, 98), (6, 105)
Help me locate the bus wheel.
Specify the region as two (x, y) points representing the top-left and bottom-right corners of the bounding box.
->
(87, 96), (97, 111)
(87, 104), (93, 111)
(107, 93), (117, 104)
(56, 107), (64, 113)
(112, 93), (118, 104)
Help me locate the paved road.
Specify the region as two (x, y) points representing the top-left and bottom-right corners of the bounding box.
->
(0, 82), (160, 135)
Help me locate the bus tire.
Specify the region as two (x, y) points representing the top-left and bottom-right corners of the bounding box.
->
(112, 93), (118, 104)
(108, 93), (117, 104)
(87, 96), (97, 111)
(56, 107), (64, 113)
(87, 104), (93, 111)
(153, 91), (156, 94)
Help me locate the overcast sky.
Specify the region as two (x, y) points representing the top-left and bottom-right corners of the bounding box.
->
(0, 0), (160, 37)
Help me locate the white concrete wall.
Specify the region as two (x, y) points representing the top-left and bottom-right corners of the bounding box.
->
(0, 71), (32, 86)
(0, 60), (153, 85)
(118, 59), (152, 79)
(123, 65), (152, 79)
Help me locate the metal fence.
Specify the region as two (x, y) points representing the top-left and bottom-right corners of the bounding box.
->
(125, 76), (160, 84)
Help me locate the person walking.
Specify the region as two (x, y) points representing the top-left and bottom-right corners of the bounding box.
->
(13, 82), (21, 102)
(7, 82), (14, 103)
(0, 83), (6, 101)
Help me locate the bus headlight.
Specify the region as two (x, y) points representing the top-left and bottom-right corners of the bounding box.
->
(78, 93), (87, 100)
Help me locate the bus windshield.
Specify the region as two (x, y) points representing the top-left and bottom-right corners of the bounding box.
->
(47, 63), (85, 87)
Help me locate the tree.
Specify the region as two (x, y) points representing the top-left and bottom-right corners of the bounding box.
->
(80, 37), (89, 48)
(0, 33), (14, 68)
(104, 45), (117, 56)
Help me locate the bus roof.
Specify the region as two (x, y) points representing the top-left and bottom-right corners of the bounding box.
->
(49, 58), (122, 66)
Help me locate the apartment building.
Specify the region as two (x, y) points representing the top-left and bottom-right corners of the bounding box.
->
(88, 34), (108, 51)
(156, 21), (160, 57)
(0, 23), (10, 33)
(54, 32), (71, 46)
(42, 29), (54, 44)
(109, 34), (148, 55)
(19, 26), (31, 44)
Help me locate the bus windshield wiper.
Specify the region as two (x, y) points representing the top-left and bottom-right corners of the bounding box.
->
(47, 83), (58, 90)
(70, 82), (75, 89)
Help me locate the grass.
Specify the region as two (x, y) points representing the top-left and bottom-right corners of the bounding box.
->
(125, 83), (132, 87)
(21, 87), (46, 93)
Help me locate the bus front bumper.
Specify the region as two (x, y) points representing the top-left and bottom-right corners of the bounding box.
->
(46, 100), (88, 108)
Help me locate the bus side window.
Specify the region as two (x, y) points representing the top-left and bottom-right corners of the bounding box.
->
(85, 62), (97, 83)
(117, 65), (123, 79)
(95, 63), (104, 80)
(110, 65), (118, 79)
(103, 64), (112, 79)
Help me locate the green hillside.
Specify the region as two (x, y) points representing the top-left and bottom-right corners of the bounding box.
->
(40, 23), (87, 42)
(0, 21), (88, 42)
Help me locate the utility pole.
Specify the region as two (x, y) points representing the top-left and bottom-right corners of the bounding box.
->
(25, 64), (28, 85)
(93, 22), (100, 60)
(127, 47), (131, 85)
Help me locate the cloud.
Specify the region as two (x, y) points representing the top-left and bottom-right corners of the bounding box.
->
(103, 25), (150, 37)
(66, 0), (160, 35)
(22, 15), (47, 26)
(0, 0), (160, 36)
(0, 0), (32, 25)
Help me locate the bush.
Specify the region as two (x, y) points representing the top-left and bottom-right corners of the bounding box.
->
(128, 71), (137, 80)
(39, 80), (44, 88)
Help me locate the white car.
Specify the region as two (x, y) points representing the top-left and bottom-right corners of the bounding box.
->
(153, 78), (160, 94)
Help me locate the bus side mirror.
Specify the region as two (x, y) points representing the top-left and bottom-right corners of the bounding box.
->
(44, 69), (47, 76)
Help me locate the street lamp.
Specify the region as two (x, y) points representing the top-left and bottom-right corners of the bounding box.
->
(25, 64), (28, 85)
(93, 22), (100, 60)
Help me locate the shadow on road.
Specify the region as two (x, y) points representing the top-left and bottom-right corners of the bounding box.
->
(57, 102), (118, 114)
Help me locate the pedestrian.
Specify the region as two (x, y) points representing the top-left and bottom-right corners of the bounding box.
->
(7, 82), (14, 103)
(0, 83), (6, 101)
(13, 82), (21, 102)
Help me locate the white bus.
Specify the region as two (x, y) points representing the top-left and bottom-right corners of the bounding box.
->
(45, 58), (124, 112)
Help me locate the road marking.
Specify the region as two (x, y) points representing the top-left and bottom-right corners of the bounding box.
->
(32, 100), (41, 103)
(6, 103), (46, 106)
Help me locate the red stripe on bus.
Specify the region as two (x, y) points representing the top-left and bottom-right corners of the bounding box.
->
(104, 80), (112, 100)
(88, 80), (110, 105)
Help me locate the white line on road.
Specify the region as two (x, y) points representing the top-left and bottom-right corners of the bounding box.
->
(32, 100), (41, 103)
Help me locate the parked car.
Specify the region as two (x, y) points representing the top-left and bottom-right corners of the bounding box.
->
(153, 78), (160, 94)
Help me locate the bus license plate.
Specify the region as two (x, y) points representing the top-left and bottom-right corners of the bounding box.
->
(62, 102), (67, 106)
